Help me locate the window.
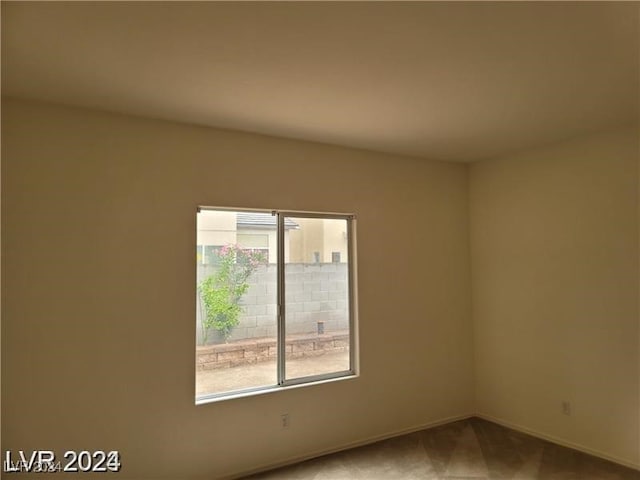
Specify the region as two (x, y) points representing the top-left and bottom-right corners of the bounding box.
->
(196, 208), (357, 402)
(236, 233), (270, 263)
(197, 245), (223, 265)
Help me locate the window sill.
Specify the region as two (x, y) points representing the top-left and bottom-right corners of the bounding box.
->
(195, 371), (359, 405)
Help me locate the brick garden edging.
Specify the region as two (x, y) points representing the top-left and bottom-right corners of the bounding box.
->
(196, 331), (349, 370)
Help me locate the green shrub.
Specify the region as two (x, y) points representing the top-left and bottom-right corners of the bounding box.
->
(198, 245), (266, 343)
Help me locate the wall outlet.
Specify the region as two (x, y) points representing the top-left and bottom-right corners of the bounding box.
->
(281, 413), (290, 429)
(562, 401), (571, 416)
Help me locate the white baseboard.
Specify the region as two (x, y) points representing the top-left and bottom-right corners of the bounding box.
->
(223, 411), (639, 479)
(222, 412), (474, 479)
(475, 412), (640, 471)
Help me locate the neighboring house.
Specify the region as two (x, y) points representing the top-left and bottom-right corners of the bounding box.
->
(197, 210), (348, 265)
(197, 210), (299, 264)
(288, 217), (348, 264)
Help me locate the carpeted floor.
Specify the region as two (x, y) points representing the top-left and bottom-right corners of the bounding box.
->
(244, 417), (639, 479)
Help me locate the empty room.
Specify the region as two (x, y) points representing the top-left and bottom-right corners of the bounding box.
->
(1, 2), (638, 479)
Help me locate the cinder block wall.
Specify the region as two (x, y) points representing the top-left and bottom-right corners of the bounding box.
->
(196, 263), (349, 343)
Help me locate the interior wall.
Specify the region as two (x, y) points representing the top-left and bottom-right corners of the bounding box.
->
(470, 126), (640, 468)
(1, 98), (474, 479)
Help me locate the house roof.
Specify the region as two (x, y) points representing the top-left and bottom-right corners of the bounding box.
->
(237, 213), (299, 230)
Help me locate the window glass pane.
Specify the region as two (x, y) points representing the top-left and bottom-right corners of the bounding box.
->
(237, 233), (269, 248)
(196, 210), (277, 397)
(284, 217), (350, 380)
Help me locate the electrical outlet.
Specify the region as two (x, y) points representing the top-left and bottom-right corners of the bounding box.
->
(562, 401), (571, 416)
(281, 413), (290, 429)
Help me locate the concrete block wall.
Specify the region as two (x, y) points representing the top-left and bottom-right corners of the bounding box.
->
(197, 263), (349, 344)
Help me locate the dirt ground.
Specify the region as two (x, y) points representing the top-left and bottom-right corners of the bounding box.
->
(196, 351), (350, 396)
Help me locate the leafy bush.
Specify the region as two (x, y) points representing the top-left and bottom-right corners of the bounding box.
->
(198, 245), (266, 343)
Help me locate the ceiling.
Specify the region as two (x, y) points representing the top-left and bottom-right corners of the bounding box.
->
(2, 2), (638, 162)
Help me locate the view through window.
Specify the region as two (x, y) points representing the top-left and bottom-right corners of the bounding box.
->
(196, 208), (356, 401)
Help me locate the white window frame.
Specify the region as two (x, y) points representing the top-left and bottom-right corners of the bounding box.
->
(196, 206), (359, 404)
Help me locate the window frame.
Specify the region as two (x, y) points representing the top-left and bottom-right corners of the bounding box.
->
(196, 206), (359, 404)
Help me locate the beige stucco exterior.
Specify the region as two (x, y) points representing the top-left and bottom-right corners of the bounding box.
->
(289, 218), (348, 263)
(197, 211), (341, 264)
(197, 211), (292, 263)
(196, 210), (237, 246)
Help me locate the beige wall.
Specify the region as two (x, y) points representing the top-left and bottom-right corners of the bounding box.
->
(289, 218), (348, 264)
(1, 98), (473, 479)
(470, 127), (640, 467)
(321, 218), (348, 263)
(196, 210), (237, 246)
(4, 97), (636, 477)
(289, 217), (324, 263)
